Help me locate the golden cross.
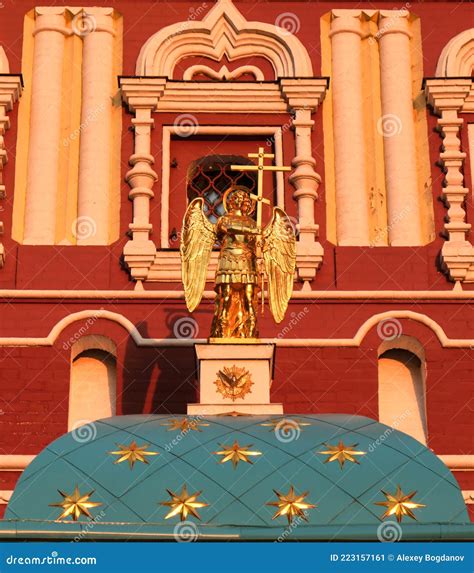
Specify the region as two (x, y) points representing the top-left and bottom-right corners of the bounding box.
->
(231, 147), (291, 228)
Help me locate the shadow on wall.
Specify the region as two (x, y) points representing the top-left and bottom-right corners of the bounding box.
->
(121, 313), (197, 415)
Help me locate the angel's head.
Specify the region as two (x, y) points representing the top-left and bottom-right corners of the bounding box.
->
(225, 186), (254, 215)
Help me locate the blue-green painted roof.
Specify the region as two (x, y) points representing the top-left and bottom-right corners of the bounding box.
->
(3, 414), (472, 540)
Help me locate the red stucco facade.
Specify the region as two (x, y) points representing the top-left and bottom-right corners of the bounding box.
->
(0, 0), (472, 521)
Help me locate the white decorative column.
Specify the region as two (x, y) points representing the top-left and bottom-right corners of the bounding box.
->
(0, 76), (22, 267)
(281, 79), (327, 286)
(77, 8), (116, 245)
(24, 8), (69, 244)
(120, 78), (166, 282)
(425, 79), (474, 283)
(329, 10), (370, 245)
(377, 11), (421, 246)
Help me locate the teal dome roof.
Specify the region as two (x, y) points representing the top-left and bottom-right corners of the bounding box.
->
(4, 414), (471, 540)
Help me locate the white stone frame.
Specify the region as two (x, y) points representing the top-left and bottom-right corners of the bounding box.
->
(160, 124), (285, 249)
(119, 0), (327, 287)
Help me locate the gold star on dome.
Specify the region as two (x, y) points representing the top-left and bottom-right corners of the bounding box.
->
(260, 418), (311, 432)
(266, 485), (316, 525)
(162, 418), (210, 433)
(374, 485), (426, 523)
(318, 440), (366, 469)
(109, 440), (159, 469)
(49, 485), (102, 521)
(214, 440), (262, 468)
(160, 485), (208, 521)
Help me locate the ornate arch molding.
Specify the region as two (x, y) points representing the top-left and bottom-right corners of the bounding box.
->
(121, 0), (326, 287)
(136, 0), (313, 79)
(0, 309), (472, 349)
(436, 28), (474, 77)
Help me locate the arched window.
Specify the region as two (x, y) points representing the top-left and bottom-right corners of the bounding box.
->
(186, 155), (257, 223)
(68, 336), (117, 431)
(378, 345), (427, 445)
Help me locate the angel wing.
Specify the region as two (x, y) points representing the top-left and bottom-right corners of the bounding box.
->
(262, 208), (296, 323)
(180, 198), (216, 312)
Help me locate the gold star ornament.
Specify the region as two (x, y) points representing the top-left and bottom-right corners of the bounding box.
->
(375, 485), (426, 523)
(260, 418), (311, 432)
(162, 418), (210, 433)
(160, 485), (208, 521)
(49, 485), (102, 521)
(318, 440), (366, 468)
(109, 440), (159, 469)
(266, 486), (316, 525)
(214, 440), (262, 468)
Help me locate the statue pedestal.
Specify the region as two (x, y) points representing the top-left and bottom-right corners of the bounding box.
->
(187, 343), (283, 415)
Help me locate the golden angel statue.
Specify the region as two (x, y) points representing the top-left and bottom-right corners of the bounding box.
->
(180, 185), (296, 339)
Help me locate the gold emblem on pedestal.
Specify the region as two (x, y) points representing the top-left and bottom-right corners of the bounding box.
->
(214, 365), (253, 401)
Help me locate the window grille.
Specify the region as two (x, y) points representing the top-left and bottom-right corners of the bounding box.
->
(187, 155), (257, 223)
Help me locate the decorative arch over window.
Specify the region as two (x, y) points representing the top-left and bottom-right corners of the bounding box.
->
(378, 336), (427, 445)
(68, 336), (117, 431)
(436, 28), (474, 77)
(136, 0), (313, 79)
(120, 0), (327, 286)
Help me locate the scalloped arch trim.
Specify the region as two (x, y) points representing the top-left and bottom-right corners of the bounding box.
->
(436, 28), (474, 77)
(0, 309), (473, 349)
(136, 0), (313, 78)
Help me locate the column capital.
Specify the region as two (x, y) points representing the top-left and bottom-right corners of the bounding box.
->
(0, 76), (23, 111)
(329, 10), (365, 38)
(377, 10), (412, 39)
(280, 78), (327, 113)
(33, 8), (71, 37)
(424, 78), (473, 115)
(119, 77), (167, 112)
(68, 7), (116, 37)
